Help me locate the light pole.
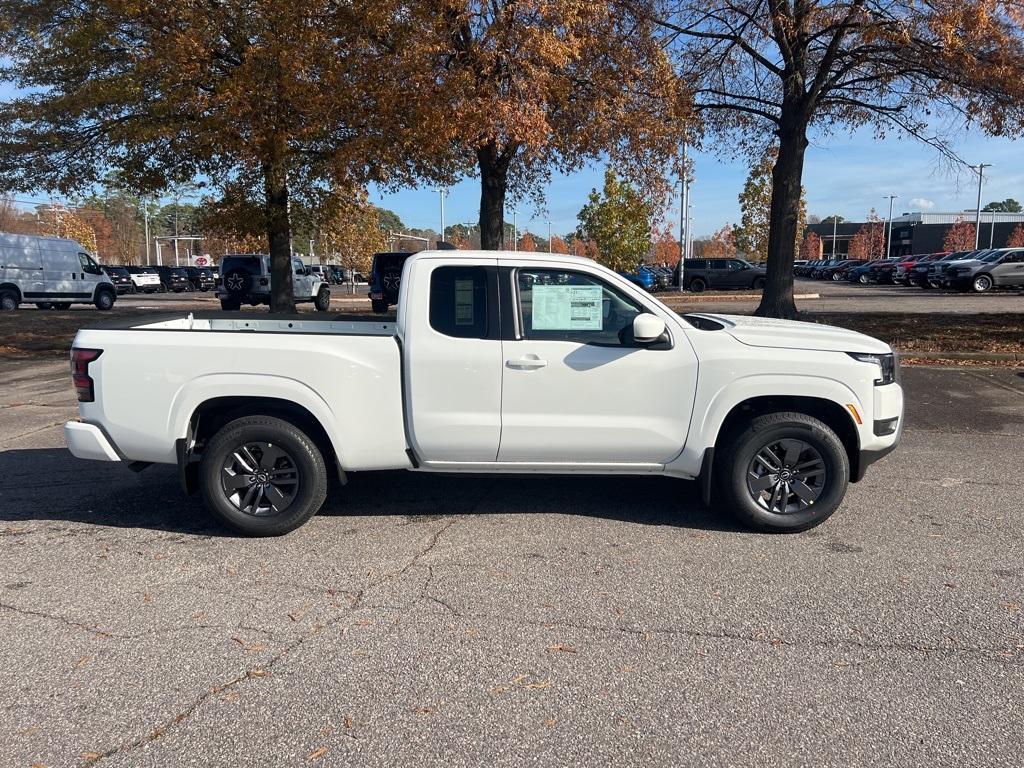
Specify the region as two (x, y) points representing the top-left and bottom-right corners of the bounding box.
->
(512, 210), (519, 251)
(990, 208), (996, 248)
(142, 201), (151, 265)
(972, 164), (991, 249)
(884, 195), (898, 258)
(679, 142), (689, 292)
(831, 215), (838, 257)
(547, 221), (552, 253)
(438, 189), (447, 244)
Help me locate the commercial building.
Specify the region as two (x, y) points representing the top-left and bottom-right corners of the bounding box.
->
(805, 211), (1024, 258)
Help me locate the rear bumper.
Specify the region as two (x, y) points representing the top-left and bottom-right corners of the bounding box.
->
(65, 421), (121, 462)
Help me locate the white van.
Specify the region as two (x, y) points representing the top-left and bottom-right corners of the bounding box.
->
(0, 233), (117, 311)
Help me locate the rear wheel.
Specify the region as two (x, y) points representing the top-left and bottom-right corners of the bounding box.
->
(716, 412), (849, 533)
(371, 299), (389, 314)
(971, 274), (993, 293)
(688, 277), (707, 293)
(199, 415), (328, 536)
(1, 289), (20, 311)
(220, 297), (241, 311)
(314, 286), (331, 312)
(752, 276), (766, 290)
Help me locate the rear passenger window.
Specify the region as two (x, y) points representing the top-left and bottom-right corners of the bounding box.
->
(430, 266), (488, 339)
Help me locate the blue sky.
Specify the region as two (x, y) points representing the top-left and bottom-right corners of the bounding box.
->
(371, 126), (1023, 239)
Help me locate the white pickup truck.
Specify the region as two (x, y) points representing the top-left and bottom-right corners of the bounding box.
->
(65, 250), (903, 536)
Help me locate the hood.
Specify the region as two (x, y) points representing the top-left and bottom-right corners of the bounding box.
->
(687, 313), (891, 354)
(932, 258), (979, 270)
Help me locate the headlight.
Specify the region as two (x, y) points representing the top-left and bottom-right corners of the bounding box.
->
(847, 352), (897, 385)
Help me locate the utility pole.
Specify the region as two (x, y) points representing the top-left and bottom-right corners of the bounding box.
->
(438, 189), (447, 244)
(679, 142), (688, 292)
(143, 202), (151, 265)
(884, 195), (898, 258)
(973, 164), (991, 249)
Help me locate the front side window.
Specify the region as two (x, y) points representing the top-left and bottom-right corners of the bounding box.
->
(429, 265), (488, 339)
(517, 269), (642, 346)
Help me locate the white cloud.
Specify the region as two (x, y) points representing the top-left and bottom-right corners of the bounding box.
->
(909, 197), (935, 210)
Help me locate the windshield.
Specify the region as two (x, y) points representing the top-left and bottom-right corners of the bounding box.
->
(222, 256), (263, 275)
(979, 250), (1006, 262)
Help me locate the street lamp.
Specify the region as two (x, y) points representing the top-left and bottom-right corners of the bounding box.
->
(438, 189), (448, 244)
(512, 210), (519, 251)
(547, 221), (552, 253)
(831, 215), (838, 257)
(884, 195), (898, 258)
(972, 164), (992, 249)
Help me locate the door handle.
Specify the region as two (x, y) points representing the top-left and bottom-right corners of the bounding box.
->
(506, 355), (547, 370)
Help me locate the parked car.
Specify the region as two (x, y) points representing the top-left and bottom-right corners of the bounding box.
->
(845, 260), (887, 284)
(65, 248), (904, 536)
(892, 253), (947, 285)
(217, 253), (331, 311)
(940, 248), (1024, 292)
(819, 260), (861, 281)
(923, 250), (990, 288)
(0, 233), (116, 311)
(619, 266), (657, 292)
(678, 258), (767, 292)
(369, 251), (413, 313)
(183, 266), (216, 292)
(126, 266), (162, 293)
(101, 265), (134, 295)
(155, 265), (193, 292)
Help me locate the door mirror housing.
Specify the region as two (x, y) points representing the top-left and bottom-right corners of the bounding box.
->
(632, 313), (666, 344)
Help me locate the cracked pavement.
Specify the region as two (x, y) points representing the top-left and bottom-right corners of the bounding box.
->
(1, 359), (1022, 767)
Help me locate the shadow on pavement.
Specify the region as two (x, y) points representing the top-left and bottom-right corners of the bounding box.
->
(0, 448), (743, 536)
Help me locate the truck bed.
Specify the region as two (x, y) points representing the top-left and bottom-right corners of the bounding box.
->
(72, 311), (409, 471)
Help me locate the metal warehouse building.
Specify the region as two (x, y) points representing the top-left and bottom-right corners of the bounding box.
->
(805, 211), (1024, 257)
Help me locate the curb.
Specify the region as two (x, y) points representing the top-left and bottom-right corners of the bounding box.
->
(896, 350), (1023, 362)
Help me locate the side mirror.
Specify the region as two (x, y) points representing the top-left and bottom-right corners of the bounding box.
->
(632, 313), (666, 344)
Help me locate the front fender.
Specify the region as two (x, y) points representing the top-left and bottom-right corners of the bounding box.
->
(667, 372), (866, 478)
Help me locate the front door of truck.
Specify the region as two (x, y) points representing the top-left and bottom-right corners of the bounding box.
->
(497, 267), (697, 465)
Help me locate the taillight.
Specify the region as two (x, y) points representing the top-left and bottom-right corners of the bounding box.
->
(70, 348), (102, 402)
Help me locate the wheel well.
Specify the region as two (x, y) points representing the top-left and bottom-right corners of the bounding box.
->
(0, 283), (22, 300)
(716, 395), (861, 481)
(188, 397), (337, 470)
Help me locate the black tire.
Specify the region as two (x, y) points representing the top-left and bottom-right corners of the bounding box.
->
(314, 286), (331, 312)
(371, 299), (389, 314)
(716, 411), (849, 533)
(199, 415), (328, 536)
(971, 274), (993, 293)
(94, 290), (115, 310)
(220, 297), (241, 311)
(858, 274), (869, 284)
(1, 289), (20, 311)
(752, 276), (766, 290)
(129, 283), (137, 294)
(688, 277), (707, 293)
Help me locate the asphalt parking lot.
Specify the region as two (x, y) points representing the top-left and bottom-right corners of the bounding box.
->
(1, 358), (1022, 767)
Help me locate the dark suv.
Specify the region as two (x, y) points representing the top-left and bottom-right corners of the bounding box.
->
(101, 265), (133, 294)
(677, 258), (767, 292)
(369, 251), (413, 313)
(154, 265), (193, 292)
(183, 266), (216, 292)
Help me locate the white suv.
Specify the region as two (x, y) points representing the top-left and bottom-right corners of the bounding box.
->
(217, 254), (331, 311)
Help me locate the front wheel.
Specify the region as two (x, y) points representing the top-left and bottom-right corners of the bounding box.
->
(0, 289), (18, 311)
(715, 412), (849, 533)
(199, 415), (328, 536)
(971, 274), (993, 293)
(314, 286), (331, 312)
(94, 290), (115, 310)
(752, 276), (766, 290)
(858, 274), (869, 284)
(688, 277), (707, 293)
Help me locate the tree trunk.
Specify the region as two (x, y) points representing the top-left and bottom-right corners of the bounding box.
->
(755, 115), (809, 320)
(477, 142), (509, 250)
(263, 137), (294, 314)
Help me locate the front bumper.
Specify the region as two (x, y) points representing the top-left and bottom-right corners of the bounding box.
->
(853, 382), (904, 481)
(65, 421), (121, 462)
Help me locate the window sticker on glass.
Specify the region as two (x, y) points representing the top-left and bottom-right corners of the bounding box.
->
(532, 284), (602, 330)
(454, 278), (475, 325)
